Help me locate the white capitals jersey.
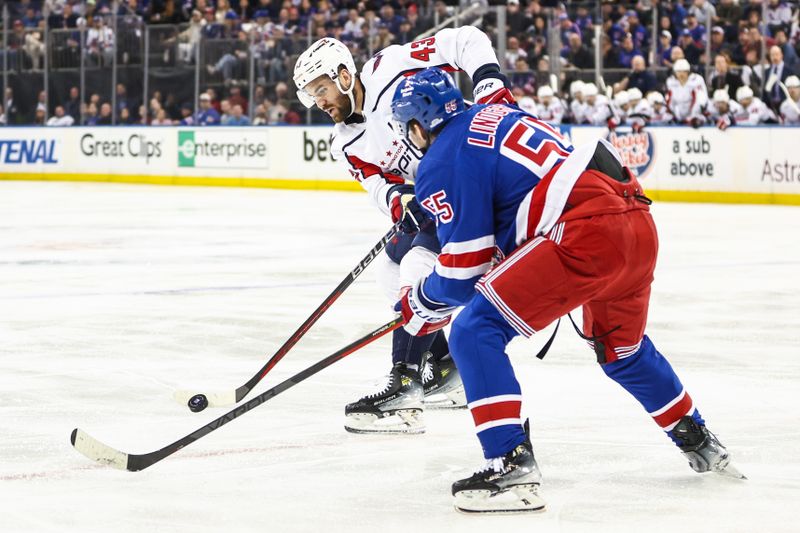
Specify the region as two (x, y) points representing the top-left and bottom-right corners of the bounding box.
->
(665, 73), (708, 122)
(587, 95), (614, 125)
(733, 97), (777, 125)
(629, 99), (653, 121)
(570, 99), (590, 124)
(780, 97), (800, 124)
(535, 98), (565, 124)
(649, 105), (674, 124)
(708, 100), (744, 121)
(329, 26), (500, 217)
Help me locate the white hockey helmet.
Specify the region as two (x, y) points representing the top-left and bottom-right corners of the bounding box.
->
(583, 82), (598, 97)
(293, 38), (358, 114)
(537, 85), (554, 98)
(646, 91), (665, 105)
(786, 75), (800, 88)
(569, 80), (585, 97)
(712, 89), (730, 103)
(736, 85), (754, 102)
(614, 90), (630, 106)
(673, 58), (691, 73)
(626, 87), (643, 102)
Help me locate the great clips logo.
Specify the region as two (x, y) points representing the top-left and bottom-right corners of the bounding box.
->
(605, 129), (654, 177)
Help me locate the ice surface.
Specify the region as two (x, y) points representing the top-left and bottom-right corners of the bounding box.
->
(1, 182), (799, 533)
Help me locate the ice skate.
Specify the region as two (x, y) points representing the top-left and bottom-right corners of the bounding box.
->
(344, 362), (425, 434)
(421, 352), (466, 409)
(452, 422), (545, 513)
(672, 416), (746, 479)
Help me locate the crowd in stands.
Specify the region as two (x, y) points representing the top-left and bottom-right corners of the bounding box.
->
(1, 0), (800, 128)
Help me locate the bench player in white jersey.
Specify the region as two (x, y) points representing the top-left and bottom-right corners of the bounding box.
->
(779, 75), (800, 124)
(535, 86), (565, 124)
(665, 59), (708, 127)
(708, 89), (744, 130)
(647, 91), (674, 124)
(569, 80), (590, 124)
(626, 87), (652, 130)
(734, 85), (778, 125)
(584, 83), (617, 126)
(293, 29), (514, 434)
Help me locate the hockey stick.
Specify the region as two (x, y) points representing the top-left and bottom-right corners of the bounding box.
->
(72, 316), (405, 471)
(778, 81), (800, 114)
(173, 221), (401, 409)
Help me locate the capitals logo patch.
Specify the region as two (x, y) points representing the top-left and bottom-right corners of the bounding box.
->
(605, 129), (655, 177)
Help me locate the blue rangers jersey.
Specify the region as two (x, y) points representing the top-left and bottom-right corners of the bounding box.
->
(415, 103), (578, 308)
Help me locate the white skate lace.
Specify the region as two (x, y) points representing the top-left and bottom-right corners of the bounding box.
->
(421, 359), (434, 385)
(365, 373), (395, 399)
(476, 457), (507, 475)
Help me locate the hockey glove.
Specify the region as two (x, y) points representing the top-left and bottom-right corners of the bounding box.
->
(472, 64), (516, 106)
(395, 282), (454, 337)
(388, 184), (427, 234)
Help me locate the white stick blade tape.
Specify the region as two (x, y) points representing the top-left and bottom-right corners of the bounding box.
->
(172, 389), (237, 408)
(72, 429), (129, 470)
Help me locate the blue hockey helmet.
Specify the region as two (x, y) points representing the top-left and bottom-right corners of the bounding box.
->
(391, 67), (465, 141)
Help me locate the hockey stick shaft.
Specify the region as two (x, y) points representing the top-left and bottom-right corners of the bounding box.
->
(207, 222), (400, 406)
(72, 317), (406, 471)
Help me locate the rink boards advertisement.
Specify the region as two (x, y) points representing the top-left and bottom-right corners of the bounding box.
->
(1, 125), (799, 204)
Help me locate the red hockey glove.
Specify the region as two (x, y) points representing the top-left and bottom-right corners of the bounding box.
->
(716, 115), (731, 131)
(395, 284), (453, 337)
(606, 117), (619, 131)
(473, 78), (516, 106)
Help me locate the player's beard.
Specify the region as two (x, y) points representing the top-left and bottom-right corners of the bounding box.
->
(327, 91), (352, 124)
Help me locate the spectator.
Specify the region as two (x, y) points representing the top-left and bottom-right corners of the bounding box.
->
(97, 103), (113, 125)
(226, 105), (250, 126)
(510, 57), (536, 94)
(151, 108), (173, 125)
(219, 99), (232, 124)
(64, 86), (81, 123)
(252, 103), (270, 125)
(115, 83), (133, 118)
(371, 23), (394, 52)
(763, 45), (795, 110)
(227, 87), (248, 115)
(709, 26), (733, 60)
(716, 0), (743, 32)
(118, 107), (133, 125)
(774, 29), (800, 73)
(86, 16), (115, 66)
(617, 33), (642, 69)
(615, 55), (658, 95)
(504, 36), (527, 71)
(601, 34), (621, 69)
(34, 107), (46, 126)
(565, 32), (593, 69)
(679, 28), (703, 65)
(379, 5), (403, 35)
(626, 11), (649, 52)
(85, 103), (99, 126)
(165, 9), (205, 64)
(0, 104), (5, 126)
(201, 8), (224, 39)
(657, 30), (673, 66)
(395, 20), (414, 46)
(689, 0), (717, 25)
(506, 0), (529, 37)
(49, 2), (78, 29)
(46, 105), (74, 126)
(765, 0), (793, 37)
(206, 31), (248, 86)
(685, 13), (707, 44)
(35, 90), (48, 117)
(710, 53), (744, 101)
(195, 93), (220, 125)
(179, 103), (195, 125)
(343, 8), (365, 41)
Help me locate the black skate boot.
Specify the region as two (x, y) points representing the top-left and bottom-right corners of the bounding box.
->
(421, 352), (467, 409)
(452, 421), (545, 513)
(672, 416), (746, 479)
(344, 362), (424, 434)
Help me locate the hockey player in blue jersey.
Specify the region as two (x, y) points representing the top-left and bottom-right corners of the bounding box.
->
(390, 68), (742, 513)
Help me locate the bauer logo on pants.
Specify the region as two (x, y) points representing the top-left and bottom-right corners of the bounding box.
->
(178, 130), (269, 169)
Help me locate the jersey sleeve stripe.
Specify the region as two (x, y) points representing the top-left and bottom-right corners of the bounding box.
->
(438, 247), (495, 268)
(434, 262), (492, 280)
(440, 235), (496, 254)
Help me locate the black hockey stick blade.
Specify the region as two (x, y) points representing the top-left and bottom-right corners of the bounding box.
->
(72, 317), (405, 471)
(173, 222), (401, 409)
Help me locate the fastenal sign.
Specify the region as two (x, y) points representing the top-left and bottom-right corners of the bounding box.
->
(178, 130), (269, 169)
(0, 137), (59, 165)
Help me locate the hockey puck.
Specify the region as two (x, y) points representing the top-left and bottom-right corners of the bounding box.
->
(188, 394), (209, 413)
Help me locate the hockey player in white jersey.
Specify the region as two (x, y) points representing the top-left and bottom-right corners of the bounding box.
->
(734, 85), (778, 125)
(708, 89), (744, 130)
(535, 85), (565, 124)
(584, 82), (617, 126)
(626, 87), (652, 130)
(610, 90), (630, 127)
(293, 29), (514, 434)
(647, 91), (674, 124)
(779, 75), (800, 124)
(665, 59), (708, 127)
(569, 80), (590, 124)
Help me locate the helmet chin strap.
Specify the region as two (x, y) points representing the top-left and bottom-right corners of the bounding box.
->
(334, 72), (357, 118)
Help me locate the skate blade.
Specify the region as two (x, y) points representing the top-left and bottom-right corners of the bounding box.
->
(716, 462), (747, 480)
(424, 385), (467, 410)
(454, 484), (546, 514)
(344, 410), (425, 435)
